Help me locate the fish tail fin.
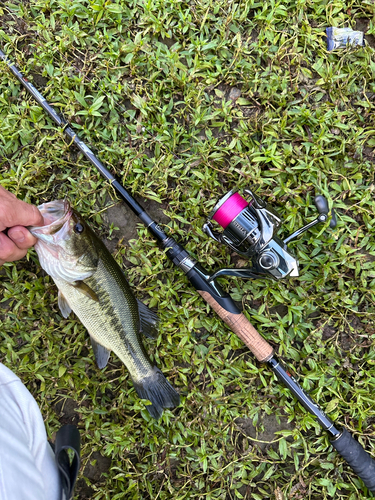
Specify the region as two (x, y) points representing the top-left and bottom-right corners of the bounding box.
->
(133, 367), (180, 420)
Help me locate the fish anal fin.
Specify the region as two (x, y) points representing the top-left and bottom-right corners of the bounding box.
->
(74, 280), (99, 302)
(90, 336), (111, 369)
(137, 299), (159, 339)
(58, 290), (72, 318)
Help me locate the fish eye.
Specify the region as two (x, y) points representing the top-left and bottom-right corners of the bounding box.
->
(74, 222), (85, 234)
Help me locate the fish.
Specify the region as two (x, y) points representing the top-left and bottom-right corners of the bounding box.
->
(29, 199), (180, 419)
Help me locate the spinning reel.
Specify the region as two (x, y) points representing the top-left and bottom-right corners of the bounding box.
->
(203, 188), (337, 282)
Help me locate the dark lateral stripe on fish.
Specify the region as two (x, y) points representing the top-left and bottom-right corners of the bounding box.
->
(86, 268), (137, 338)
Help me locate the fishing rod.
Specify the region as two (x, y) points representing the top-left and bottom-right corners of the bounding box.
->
(2, 48), (375, 492)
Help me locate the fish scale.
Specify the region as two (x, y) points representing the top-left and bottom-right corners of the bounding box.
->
(30, 199), (180, 419)
(70, 257), (153, 382)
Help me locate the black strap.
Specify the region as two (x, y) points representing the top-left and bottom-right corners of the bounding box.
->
(55, 424), (81, 500)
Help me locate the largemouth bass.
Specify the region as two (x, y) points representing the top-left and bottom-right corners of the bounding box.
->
(29, 200), (180, 419)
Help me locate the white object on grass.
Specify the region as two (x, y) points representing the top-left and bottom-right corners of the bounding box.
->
(326, 27), (365, 51)
(0, 363), (60, 500)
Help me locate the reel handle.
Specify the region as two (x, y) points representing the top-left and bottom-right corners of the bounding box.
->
(314, 195), (337, 228)
(331, 428), (375, 491)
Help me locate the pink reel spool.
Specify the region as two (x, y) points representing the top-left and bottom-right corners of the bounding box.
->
(212, 192), (249, 229)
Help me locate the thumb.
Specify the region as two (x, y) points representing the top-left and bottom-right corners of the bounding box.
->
(9, 202), (44, 228)
(0, 186), (44, 230)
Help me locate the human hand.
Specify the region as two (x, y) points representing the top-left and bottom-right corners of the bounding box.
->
(0, 186), (44, 266)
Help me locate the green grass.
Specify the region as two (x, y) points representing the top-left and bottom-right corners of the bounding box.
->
(1, 0), (375, 498)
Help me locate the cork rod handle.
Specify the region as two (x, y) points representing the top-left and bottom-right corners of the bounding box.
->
(198, 291), (274, 362)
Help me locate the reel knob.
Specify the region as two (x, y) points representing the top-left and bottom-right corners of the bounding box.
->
(314, 195), (337, 228)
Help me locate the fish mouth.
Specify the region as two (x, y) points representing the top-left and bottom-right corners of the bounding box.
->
(29, 199), (72, 242)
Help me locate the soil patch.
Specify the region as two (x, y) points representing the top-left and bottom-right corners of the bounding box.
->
(235, 413), (293, 452)
(76, 451), (112, 499)
(54, 397), (80, 425)
(103, 197), (170, 243)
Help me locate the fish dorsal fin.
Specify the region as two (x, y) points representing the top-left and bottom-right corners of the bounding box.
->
(73, 281), (99, 302)
(58, 290), (72, 318)
(137, 299), (159, 339)
(90, 336), (111, 369)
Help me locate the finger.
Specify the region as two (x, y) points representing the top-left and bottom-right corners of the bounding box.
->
(5, 202), (44, 228)
(8, 226), (38, 250)
(0, 232), (28, 264)
(0, 187), (44, 229)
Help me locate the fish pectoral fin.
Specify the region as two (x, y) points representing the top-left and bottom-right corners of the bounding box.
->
(90, 336), (111, 369)
(58, 290), (72, 318)
(137, 299), (159, 339)
(73, 280), (100, 302)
